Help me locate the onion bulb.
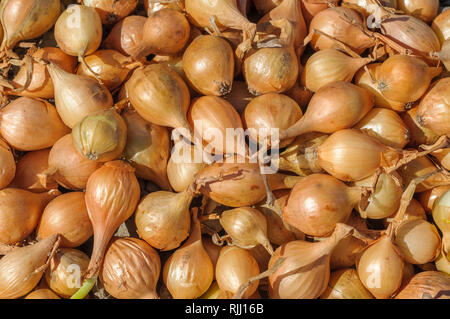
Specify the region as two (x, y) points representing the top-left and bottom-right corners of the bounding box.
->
(418, 186), (450, 214)
(135, 189), (193, 251)
(354, 108), (410, 149)
(302, 49), (371, 93)
(397, 0), (439, 23)
(219, 207), (273, 255)
(163, 212), (214, 299)
(377, 55), (441, 104)
(104, 16), (146, 56)
(25, 289), (60, 299)
(0, 138), (15, 190)
(122, 109), (171, 190)
(82, 0), (138, 25)
(84, 161), (140, 281)
(100, 237), (161, 299)
(401, 106), (440, 148)
(215, 246), (260, 298)
(301, 0), (340, 25)
(394, 219), (441, 265)
(321, 268), (374, 299)
(54, 5), (102, 64)
(0, 188), (60, 245)
(269, 223), (355, 299)
(279, 81), (374, 141)
(433, 190), (450, 253)
(432, 10), (450, 45)
(0, 97), (70, 151)
(0, 0), (60, 51)
(47, 63), (113, 129)
(357, 236), (404, 299)
(244, 93), (302, 148)
(37, 192), (93, 248)
(38, 134), (103, 191)
(395, 271), (450, 299)
(417, 78), (450, 136)
(72, 109), (127, 162)
(182, 35), (234, 96)
(9, 47), (77, 99)
(0, 234), (61, 299)
(126, 64), (190, 130)
(45, 248), (90, 298)
(283, 174), (361, 237)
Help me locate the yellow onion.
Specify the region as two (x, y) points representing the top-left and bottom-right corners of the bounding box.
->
(25, 289), (60, 299)
(219, 207), (273, 255)
(0, 234), (61, 299)
(357, 236), (404, 299)
(417, 78), (450, 136)
(163, 212), (214, 299)
(244, 93), (302, 148)
(302, 49), (371, 93)
(100, 237), (161, 299)
(398, 156), (450, 193)
(188, 96), (244, 155)
(135, 189), (193, 251)
(243, 19), (298, 95)
(45, 248), (90, 298)
(432, 10), (450, 45)
(433, 190), (450, 252)
(144, 0), (184, 15)
(397, 0), (439, 23)
(321, 268), (374, 299)
(354, 108), (410, 149)
(0, 97), (69, 151)
(37, 192), (93, 248)
(77, 50), (134, 91)
(182, 35), (234, 96)
(47, 63), (113, 129)
(0, 138), (15, 190)
(269, 223), (355, 299)
(394, 219), (441, 265)
(353, 172), (403, 219)
(38, 134), (103, 190)
(126, 64), (190, 130)
(418, 186), (450, 214)
(0, 188), (60, 244)
(104, 16), (146, 56)
(283, 174), (361, 237)
(82, 0), (138, 25)
(395, 271), (450, 299)
(0, 0), (60, 51)
(279, 81), (374, 141)
(54, 5), (102, 63)
(167, 143), (207, 192)
(216, 246), (260, 298)
(354, 63), (406, 112)
(301, 0), (340, 25)
(131, 9), (190, 60)
(9, 149), (57, 192)
(72, 109), (127, 162)
(401, 106), (440, 148)
(9, 47), (77, 99)
(122, 109), (171, 190)
(431, 148), (450, 171)
(83, 161), (140, 282)
(377, 55), (441, 104)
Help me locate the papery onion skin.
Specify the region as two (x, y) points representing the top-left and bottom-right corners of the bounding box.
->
(82, 0), (138, 25)
(301, 0), (340, 25)
(10, 47), (77, 99)
(45, 248), (90, 298)
(144, 0), (184, 15)
(432, 10), (450, 45)
(395, 271), (450, 299)
(342, 0), (398, 17)
(431, 149), (450, 171)
(253, 0), (281, 14)
(182, 35), (234, 96)
(0, 234), (60, 299)
(321, 268), (374, 299)
(25, 289), (61, 299)
(0, 139), (15, 190)
(100, 237), (161, 299)
(0, 0), (61, 50)
(418, 186), (450, 214)
(0, 188), (60, 245)
(397, 0), (439, 23)
(0, 97), (70, 151)
(417, 78), (450, 136)
(215, 246), (260, 298)
(37, 192), (93, 248)
(104, 15), (146, 56)
(401, 106), (439, 148)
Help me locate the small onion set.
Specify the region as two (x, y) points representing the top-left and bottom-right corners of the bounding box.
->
(0, 0), (447, 301)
